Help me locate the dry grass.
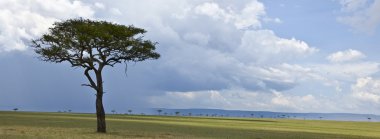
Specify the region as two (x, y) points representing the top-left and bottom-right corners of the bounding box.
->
(1, 111), (380, 139)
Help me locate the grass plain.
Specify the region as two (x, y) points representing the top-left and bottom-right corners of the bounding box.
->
(1, 111), (380, 139)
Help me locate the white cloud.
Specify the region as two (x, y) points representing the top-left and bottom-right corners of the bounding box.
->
(128, 1), (321, 93)
(94, 2), (105, 9)
(338, 0), (380, 33)
(194, 2), (230, 20)
(235, 0), (266, 29)
(314, 62), (379, 83)
(271, 91), (320, 111)
(194, 0), (266, 29)
(339, 0), (369, 12)
(172, 7), (192, 19)
(0, 0), (94, 52)
(237, 30), (318, 63)
(271, 91), (293, 107)
(238, 63), (321, 90)
(110, 8), (122, 15)
(263, 17), (282, 24)
(161, 41), (320, 92)
(352, 77), (380, 103)
(183, 32), (210, 46)
(307, 61), (380, 96)
(327, 49), (366, 62)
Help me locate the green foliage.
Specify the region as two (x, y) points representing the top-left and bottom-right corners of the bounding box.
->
(31, 18), (160, 69)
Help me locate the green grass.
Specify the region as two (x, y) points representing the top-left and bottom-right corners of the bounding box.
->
(1, 111), (380, 139)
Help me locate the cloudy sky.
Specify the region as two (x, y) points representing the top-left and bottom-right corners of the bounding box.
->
(1, 0), (380, 114)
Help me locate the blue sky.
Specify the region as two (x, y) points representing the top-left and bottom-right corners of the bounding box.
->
(1, 0), (380, 114)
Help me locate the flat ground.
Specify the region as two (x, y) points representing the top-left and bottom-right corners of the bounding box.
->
(0, 111), (379, 139)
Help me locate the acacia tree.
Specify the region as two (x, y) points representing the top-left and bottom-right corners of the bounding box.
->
(31, 18), (160, 133)
(157, 109), (162, 115)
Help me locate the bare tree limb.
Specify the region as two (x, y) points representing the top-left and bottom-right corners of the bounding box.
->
(84, 68), (97, 90)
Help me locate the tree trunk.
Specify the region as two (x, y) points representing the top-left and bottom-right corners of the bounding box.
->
(95, 70), (106, 133)
(96, 93), (106, 133)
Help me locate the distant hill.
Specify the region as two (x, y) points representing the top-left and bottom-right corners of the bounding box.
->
(145, 108), (379, 122)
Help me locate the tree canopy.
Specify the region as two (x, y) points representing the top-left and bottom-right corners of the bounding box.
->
(32, 18), (160, 90)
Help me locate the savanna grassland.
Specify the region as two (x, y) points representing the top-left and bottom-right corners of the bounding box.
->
(1, 111), (380, 139)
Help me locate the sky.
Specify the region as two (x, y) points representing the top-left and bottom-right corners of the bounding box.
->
(1, 0), (380, 114)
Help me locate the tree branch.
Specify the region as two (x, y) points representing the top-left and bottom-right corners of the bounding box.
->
(84, 68), (97, 90)
(81, 84), (96, 90)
